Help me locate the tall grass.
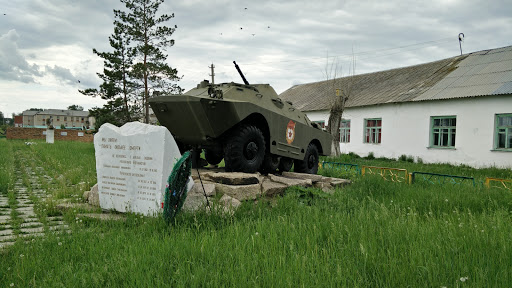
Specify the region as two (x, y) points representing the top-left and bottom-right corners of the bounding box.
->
(0, 139), (14, 195)
(0, 141), (511, 287)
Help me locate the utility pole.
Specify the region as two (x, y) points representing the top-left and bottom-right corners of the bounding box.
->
(209, 63), (215, 84)
(458, 33), (464, 55)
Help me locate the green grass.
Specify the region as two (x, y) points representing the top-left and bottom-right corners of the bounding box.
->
(0, 141), (511, 287)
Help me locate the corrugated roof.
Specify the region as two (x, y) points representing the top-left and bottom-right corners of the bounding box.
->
(23, 109), (90, 117)
(279, 45), (512, 111)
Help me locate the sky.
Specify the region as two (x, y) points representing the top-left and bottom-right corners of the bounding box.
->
(1, 0), (512, 117)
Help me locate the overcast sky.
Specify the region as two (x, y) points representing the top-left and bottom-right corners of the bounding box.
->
(1, 0), (511, 117)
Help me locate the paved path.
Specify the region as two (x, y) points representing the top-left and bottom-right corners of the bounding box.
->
(0, 162), (70, 249)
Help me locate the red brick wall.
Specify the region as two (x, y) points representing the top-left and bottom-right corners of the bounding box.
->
(6, 127), (94, 142)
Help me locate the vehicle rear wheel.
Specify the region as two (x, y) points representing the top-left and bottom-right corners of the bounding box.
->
(294, 143), (319, 174)
(204, 149), (223, 165)
(224, 125), (265, 173)
(260, 154), (280, 174)
(278, 157), (293, 172)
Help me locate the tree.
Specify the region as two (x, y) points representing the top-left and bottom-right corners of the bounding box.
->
(89, 98), (136, 132)
(325, 54), (356, 157)
(67, 105), (84, 111)
(115, 0), (182, 123)
(80, 21), (135, 124)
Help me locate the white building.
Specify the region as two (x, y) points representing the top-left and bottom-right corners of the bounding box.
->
(280, 46), (512, 169)
(22, 109), (96, 130)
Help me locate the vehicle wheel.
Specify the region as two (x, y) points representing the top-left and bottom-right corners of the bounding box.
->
(260, 154), (280, 174)
(278, 157), (293, 172)
(204, 149), (223, 165)
(224, 125), (266, 173)
(294, 143), (319, 174)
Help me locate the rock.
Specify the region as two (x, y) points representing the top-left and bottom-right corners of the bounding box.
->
(82, 190), (90, 202)
(330, 179), (351, 187)
(313, 182), (334, 194)
(281, 171), (324, 182)
(191, 167), (224, 180)
(219, 194), (242, 210)
(261, 179), (288, 196)
(269, 174), (312, 187)
(182, 194), (209, 212)
(88, 184), (100, 207)
(215, 183), (262, 201)
(189, 182), (216, 197)
(202, 172), (262, 185)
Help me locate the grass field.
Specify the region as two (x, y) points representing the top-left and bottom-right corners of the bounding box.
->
(1, 139), (511, 287)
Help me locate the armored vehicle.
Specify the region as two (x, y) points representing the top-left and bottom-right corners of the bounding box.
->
(149, 62), (332, 174)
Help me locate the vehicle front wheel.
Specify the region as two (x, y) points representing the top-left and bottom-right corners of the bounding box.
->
(294, 143), (319, 174)
(224, 125), (265, 173)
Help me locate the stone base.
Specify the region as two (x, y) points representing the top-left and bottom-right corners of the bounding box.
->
(82, 169), (351, 216)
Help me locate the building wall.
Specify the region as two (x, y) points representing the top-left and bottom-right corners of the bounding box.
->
(306, 95), (512, 168)
(22, 110), (96, 129)
(6, 127), (94, 142)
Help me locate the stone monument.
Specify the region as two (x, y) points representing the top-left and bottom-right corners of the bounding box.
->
(94, 122), (191, 216)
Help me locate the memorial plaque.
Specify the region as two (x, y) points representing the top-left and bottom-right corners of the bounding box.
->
(94, 122), (191, 216)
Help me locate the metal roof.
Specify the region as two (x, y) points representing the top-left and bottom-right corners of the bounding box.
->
(23, 109), (90, 117)
(279, 45), (512, 111)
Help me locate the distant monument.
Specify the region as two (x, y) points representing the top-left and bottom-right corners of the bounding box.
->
(46, 118), (54, 144)
(94, 122), (191, 216)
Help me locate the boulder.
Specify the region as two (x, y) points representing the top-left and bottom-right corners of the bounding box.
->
(202, 172), (262, 185)
(182, 194), (209, 212)
(313, 182), (334, 194)
(88, 184), (100, 207)
(330, 179), (351, 188)
(281, 171), (324, 182)
(82, 190), (90, 202)
(269, 174), (312, 187)
(215, 183), (262, 201)
(219, 194), (242, 210)
(261, 179), (288, 197)
(189, 182), (216, 197)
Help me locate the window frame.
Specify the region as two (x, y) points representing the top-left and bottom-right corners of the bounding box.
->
(430, 116), (457, 149)
(340, 119), (350, 143)
(312, 120), (325, 129)
(494, 113), (512, 151)
(364, 118), (382, 144)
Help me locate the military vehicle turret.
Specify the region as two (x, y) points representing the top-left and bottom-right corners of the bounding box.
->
(149, 62), (332, 174)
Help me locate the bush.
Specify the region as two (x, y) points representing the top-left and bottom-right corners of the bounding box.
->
(366, 152), (375, 160)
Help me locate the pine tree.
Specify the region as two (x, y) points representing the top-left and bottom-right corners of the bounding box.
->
(80, 22), (135, 123)
(115, 0), (182, 123)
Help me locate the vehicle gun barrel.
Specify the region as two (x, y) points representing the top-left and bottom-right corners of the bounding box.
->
(233, 61), (250, 85)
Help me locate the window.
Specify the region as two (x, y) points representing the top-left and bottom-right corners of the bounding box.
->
(430, 116), (456, 148)
(364, 118), (382, 144)
(64, 117), (67, 121)
(495, 114), (512, 151)
(312, 121), (325, 129)
(340, 119), (350, 143)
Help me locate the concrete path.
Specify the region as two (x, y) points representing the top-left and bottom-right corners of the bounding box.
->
(0, 163), (70, 249)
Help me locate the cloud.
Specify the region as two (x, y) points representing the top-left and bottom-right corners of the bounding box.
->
(0, 29), (42, 82)
(44, 65), (77, 85)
